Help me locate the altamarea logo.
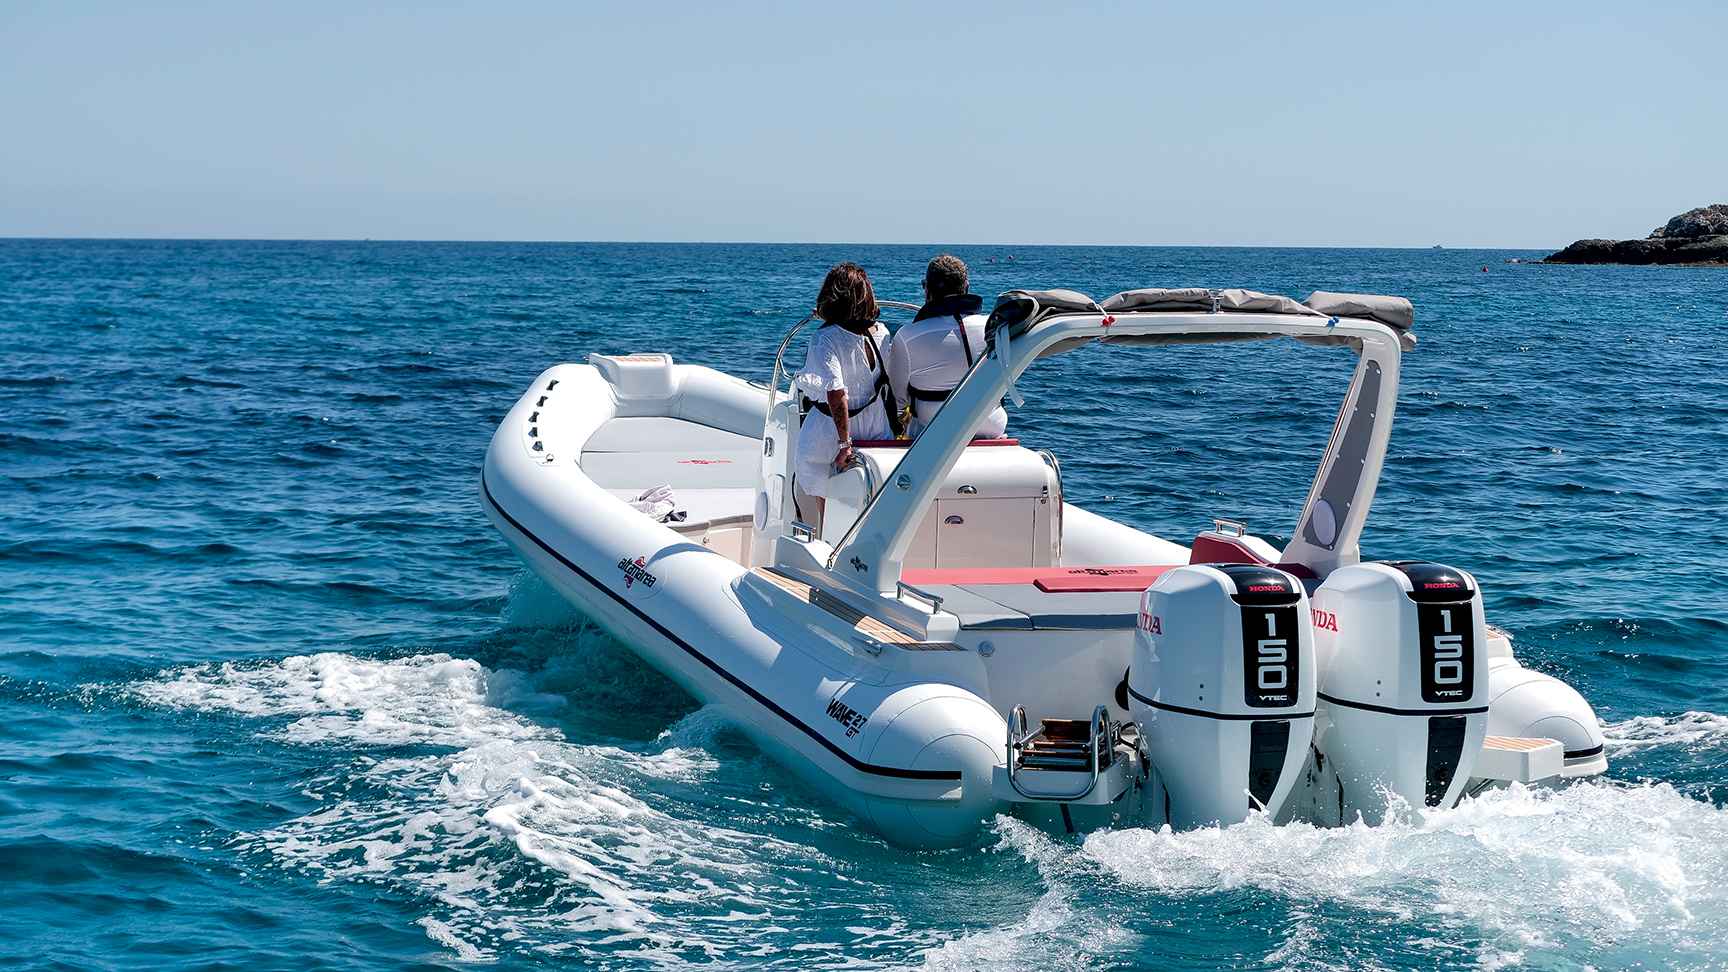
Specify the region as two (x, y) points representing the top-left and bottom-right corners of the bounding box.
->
(617, 556), (657, 590)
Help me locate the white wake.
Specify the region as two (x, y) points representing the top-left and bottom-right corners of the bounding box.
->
(133, 648), (1728, 971)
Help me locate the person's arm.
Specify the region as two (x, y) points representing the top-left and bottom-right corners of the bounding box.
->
(828, 390), (852, 467)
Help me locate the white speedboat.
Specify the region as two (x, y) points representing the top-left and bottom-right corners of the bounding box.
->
(480, 287), (1607, 848)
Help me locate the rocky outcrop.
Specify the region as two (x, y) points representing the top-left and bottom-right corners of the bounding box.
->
(1544, 205), (1728, 265)
(1650, 204), (1728, 239)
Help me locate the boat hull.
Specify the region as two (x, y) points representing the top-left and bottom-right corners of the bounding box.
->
(481, 348), (1610, 847)
(481, 363), (1007, 848)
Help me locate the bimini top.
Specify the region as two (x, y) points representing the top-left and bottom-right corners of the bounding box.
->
(829, 286), (1419, 593)
(988, 288), (1416, 349)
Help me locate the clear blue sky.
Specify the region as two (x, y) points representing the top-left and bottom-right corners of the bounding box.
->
(2, 1), (1723, 247)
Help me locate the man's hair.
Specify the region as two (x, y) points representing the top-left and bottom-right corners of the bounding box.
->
(815, 262), (879, 324)
(924, 254), (969, 300)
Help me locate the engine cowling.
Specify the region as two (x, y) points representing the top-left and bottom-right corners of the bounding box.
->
(1311, 561), (1489, 823)
(1129, 564), (1316, 829)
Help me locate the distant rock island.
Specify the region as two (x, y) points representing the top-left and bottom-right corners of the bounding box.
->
(1544, 204), (1728, 265)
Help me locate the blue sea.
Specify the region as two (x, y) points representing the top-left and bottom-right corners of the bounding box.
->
(3, 239), (1726, 971)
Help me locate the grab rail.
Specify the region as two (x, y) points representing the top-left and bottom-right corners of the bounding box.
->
(1212, 518), (1248, 537)
(1035, 448), (1064, 564)
(1005, 704), (1114, 802)
(847, 452), (875, 504)
(895, 580), (945, 615)
(763, 313), (819, 452)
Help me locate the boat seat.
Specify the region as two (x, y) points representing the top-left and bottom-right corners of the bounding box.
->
(582, 417), (762, 489)
(852, 438), (1020, 448)
(607, 487), (756, 527)
(583, 450), (761, 489)
(830, 444), (1060, 568)
(585, 416), (760, 452)
(900, 565), (1179, 631)
(901, 565), (1175, 593)
(902, 577), (1149, 630)
(904, 585), (1033, 630)
(955, 585), (1142, 630)
(1188, 533), (1319, 579)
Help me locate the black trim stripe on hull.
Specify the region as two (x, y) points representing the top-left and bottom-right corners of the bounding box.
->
(1127, 685), (1314, 722)
(481, 472), (962, 782)
(1317, 691), (1490, 718)
(1565, 744), (1605, 760)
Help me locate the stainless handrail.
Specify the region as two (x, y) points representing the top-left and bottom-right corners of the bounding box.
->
(852, 453), (875, 502)
(895, 580), (944, 614)
(1092, 703), (1111, 771)
(1035, 448), (1064, 564)
(1005, 704), (1114, 802)
(763, 313), (819, 449)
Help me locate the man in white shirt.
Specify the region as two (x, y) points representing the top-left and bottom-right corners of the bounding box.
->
(886, 255), (1009, 440)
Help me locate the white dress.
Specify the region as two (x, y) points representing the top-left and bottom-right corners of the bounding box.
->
(793, 322), (893, 498)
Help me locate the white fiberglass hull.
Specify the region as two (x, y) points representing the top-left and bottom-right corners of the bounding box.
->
(481, 362), (1005, 848)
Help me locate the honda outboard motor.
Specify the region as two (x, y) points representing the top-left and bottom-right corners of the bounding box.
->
(1311, 562), (1489, 823)
(1129, 564), (1316, 829)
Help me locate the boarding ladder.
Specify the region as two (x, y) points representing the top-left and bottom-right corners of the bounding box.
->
(1005, 704), (1139, 802)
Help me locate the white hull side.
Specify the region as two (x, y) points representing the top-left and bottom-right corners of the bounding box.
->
(482, 363), (1006, 848)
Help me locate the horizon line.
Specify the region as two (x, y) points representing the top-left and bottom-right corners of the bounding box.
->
(0, 236), (1563, 251)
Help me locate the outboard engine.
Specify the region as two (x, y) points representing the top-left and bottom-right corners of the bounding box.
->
(1129, 564), (1316, 829)
(1311, 562), (1489, 823)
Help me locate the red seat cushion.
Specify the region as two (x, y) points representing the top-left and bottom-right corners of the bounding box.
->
(901, 565), (1178, 593)
(853, 438), (1020, 448)
(1032, 567), (1177, 592)
(1188, 534), (1318, 579)
(1189, 534), (1273, 566)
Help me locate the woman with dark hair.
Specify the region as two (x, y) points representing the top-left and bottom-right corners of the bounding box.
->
(793, 262), (896, 526)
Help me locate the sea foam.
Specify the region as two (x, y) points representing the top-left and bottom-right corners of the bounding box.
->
(131, 654), (1728, 970)
(131, 653), (856, 964)
(929, 780), (1728, 971)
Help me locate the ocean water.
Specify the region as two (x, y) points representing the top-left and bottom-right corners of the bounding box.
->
(3, 238), (1726, 971)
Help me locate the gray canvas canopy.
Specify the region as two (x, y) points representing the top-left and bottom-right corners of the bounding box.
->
(1102, 288), (1321, 317)
(985, 285), (1417, 353)
(987, 289), (1102, 335)
(1302, 291), (1414, 331)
